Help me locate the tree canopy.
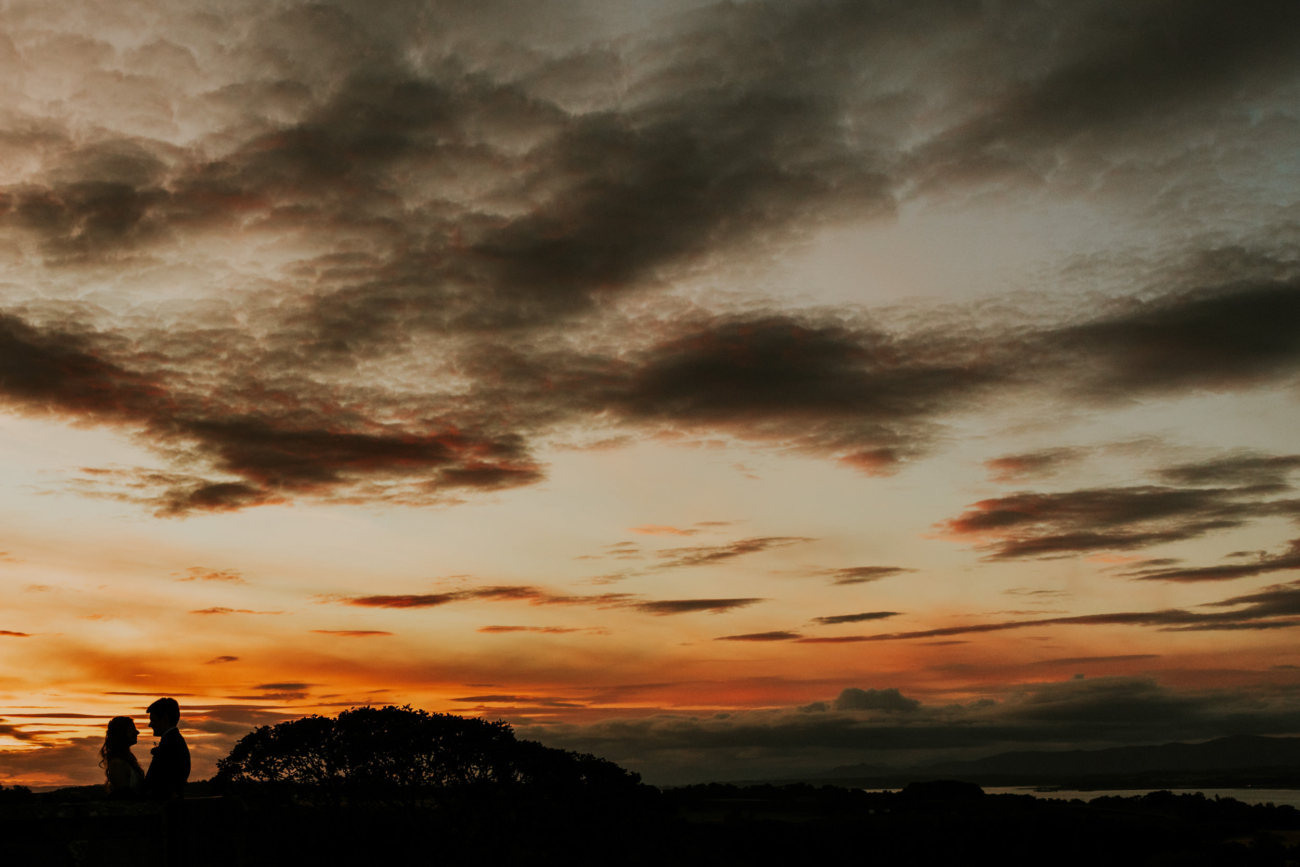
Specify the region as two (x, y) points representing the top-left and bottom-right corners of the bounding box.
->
(213, 705), (639, 803)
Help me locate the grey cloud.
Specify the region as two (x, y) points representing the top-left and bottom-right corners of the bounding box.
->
(1044, 281), (1300, 398)
(916, 0), (1300, 189)
(811, 611), (900, 626)
(1125, 538), (1300, 582)
(0, 0), (1296, 519)
(941, 483), (1300, 560)
(823, 566), (915, 585)
(1155, 453), (1300, 489)
(337, 584), (759, 616)
(984, 448), (1092, 483)
(833, 687), (919, 713)
(614, 315), (999, 474)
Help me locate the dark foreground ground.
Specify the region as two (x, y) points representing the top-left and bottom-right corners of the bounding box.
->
(5, 779), (1300, 866)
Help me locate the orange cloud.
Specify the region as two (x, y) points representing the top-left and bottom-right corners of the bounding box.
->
(629, 525), (699, 536)
(175, 568), (247, 584)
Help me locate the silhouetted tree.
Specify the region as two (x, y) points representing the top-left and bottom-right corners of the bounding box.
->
(213, 705), (639, 806)
(0, 783), (34, 804)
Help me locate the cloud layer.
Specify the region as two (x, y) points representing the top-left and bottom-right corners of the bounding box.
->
(0, 0), (1294, 516)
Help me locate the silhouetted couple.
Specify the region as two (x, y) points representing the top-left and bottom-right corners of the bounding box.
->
(99, 697), (191, 800)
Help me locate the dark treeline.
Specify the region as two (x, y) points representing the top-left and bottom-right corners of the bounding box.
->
(6, 708), (1300, 865)
(134, 777), (1300, 866)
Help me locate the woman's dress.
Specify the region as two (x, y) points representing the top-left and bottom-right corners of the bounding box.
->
(106, 756), (144, 796)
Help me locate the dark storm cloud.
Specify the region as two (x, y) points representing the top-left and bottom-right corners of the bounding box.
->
(1042, 281), (1300, 397)
(810, 611), (900, 626)
(615, 316), (999, 473)
(205, 656), (239, 664)
(0, 313), (164, 422)
(1, 0), (901, 338)
(918, 0), (1300, 187)
(589, 274), (1300, 475)
(0, 631), (31, 637)
(309, 630), (393, 637)
(10, 263), (1300, 520)
(0, 311), (543, 514)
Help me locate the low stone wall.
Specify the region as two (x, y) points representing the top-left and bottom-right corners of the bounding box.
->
(0, 797), (244, 866)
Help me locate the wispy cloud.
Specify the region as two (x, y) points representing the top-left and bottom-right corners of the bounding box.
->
(653, 537), (814, 569)
(628, 525), (699, 537)
(818, 566), (915, 585)
(477, 626), (609, 635)
(174, 568), (246, 584)
(715, 631), (803, 642)
(631, 599), (765, 616)
(335, 585), (762, 617)
(810, 611), (900, 626)
(985, 448), (1092, 483)
(941, 460), (1300, 560)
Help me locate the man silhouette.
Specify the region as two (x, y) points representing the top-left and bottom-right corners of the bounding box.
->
(144, 697), (190, 800)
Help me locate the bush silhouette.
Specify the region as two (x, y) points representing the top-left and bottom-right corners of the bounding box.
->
(213, 705), (639, 805)
(0, 783), (34, 804)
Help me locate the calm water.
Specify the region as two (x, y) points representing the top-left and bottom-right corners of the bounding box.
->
(983, 787), (1300, 808)
(859, 787), (1300, 808)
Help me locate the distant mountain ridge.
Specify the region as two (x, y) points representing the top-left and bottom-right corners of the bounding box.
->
(817, 735), (1300, 781)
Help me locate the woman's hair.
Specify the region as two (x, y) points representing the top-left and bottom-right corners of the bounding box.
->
(99, 716), (142, 776)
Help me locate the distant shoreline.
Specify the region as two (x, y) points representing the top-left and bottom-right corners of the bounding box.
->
(734, 769), (1300, 792)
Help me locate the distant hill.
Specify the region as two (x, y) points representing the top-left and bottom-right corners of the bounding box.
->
(796, 735), (1300, 787)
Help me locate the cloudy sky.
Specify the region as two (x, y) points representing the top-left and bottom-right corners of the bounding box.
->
(1, 0), (1299, 788)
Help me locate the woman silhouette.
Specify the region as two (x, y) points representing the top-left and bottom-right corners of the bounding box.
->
(100, 716), (144, 796)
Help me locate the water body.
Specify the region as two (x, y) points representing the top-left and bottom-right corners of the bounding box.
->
(983, 787), (1300, 808)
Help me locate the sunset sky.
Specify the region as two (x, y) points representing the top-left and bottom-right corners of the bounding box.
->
(2, 0), (1300, 788)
